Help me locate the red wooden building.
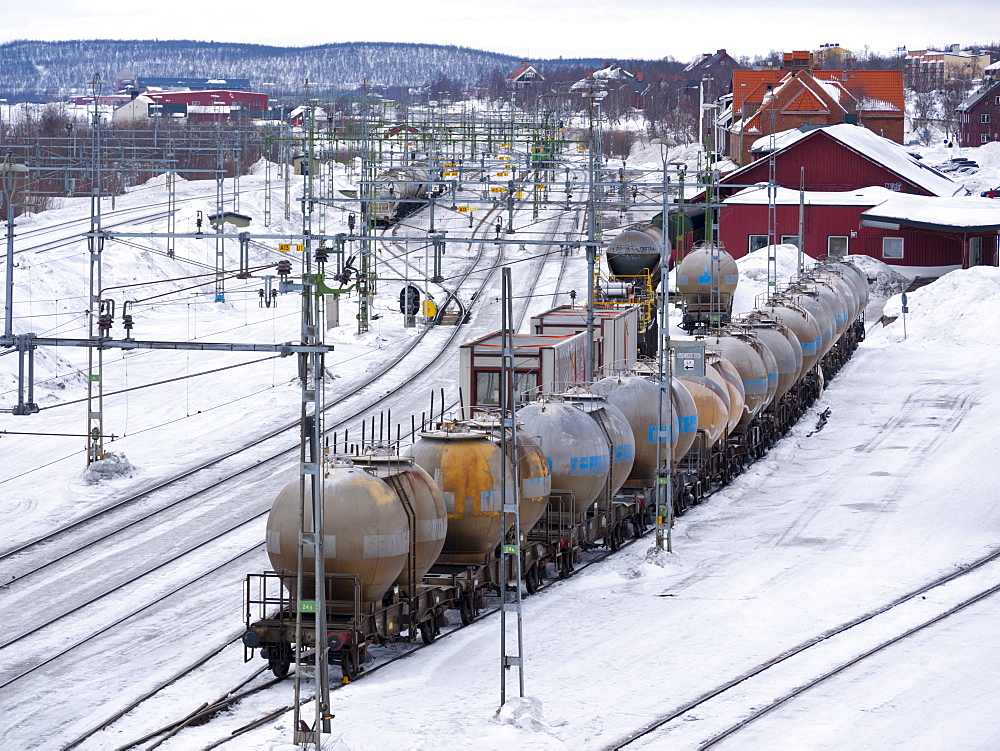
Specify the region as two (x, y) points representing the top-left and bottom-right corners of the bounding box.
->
(712, 124), (995, 276)
(143, 89), (269, 121)
(719, 186), (998, 276)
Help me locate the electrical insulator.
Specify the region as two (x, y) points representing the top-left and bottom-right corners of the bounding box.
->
(98, 314), (113, 334)
(315, 247), (329, 264)
(122, 314), (134, 335)
(276, 259), (292, 277)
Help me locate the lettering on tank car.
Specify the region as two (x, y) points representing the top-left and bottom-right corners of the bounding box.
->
(679, 415), (697, 433)
(647, 425), (671, 443)
(723, 275), (738, 284)
(416, 517), (447, 542)
(364, 531), (409, 559)
(569, 455), (609, 475)
(615, 444), (634, 461)
(303, 535), (337, 558)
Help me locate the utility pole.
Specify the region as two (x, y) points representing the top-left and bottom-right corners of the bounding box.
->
(498, 267), (525, 706)
(85, 74), (107, 465)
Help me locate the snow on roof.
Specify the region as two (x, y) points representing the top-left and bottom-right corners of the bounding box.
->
(857, 96), (900, 112)
(815, 79), (846, 104)
(861, 193), (1000, 232)
(724, 184), (898, 206)
(592, 64), (634, 81)
(746, 124), (963, 197)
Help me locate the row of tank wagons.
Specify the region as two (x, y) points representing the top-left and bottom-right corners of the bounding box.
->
(373, 166), (433, 225)
(262, 399), (640, 619)
(665, 252), (869, 460)
(251, 255), (869, 678)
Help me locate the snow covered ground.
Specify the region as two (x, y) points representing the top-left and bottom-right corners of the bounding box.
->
(2, 130), (1000, 750)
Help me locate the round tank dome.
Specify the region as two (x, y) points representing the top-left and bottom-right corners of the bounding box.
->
(266, 464), (409, 604)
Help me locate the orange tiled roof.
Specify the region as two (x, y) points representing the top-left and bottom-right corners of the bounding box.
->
(732, 70), (784, 111)
(784, 88), (829, 112)
(812, 70), (904, 111)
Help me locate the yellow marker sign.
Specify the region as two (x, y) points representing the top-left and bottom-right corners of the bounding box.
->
(490, 187), (505, 193)
(422, 299), (437, 318)
(444, 171), (459, 177)
(515, 191), (523, 199)
(278, 243), (291, 252)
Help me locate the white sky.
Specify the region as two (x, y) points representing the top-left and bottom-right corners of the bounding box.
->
(2, 0), (998, 62)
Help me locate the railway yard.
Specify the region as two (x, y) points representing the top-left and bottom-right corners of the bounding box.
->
(1, 111), (999, 751)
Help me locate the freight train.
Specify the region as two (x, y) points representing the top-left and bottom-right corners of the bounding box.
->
(372, 166), (433, 225)
(242, 246), (869, 681)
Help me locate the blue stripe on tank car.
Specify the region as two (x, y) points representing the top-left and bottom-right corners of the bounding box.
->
(800, 340), (817, 356)
(679, 415), (697, 434)
(614, 444), (634, 462)
(569, 455), (609, 475)
(697, 274), (713, 284)
(766, 371), (778, 388)
(836, 312), (848, 325)
(723, 274), (738, 284)
(743, 377), (768, 395)
(647, 425), (670, 443)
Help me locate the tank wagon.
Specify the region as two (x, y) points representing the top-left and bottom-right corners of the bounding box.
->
(243, 249), (869, 681)
(373, 166), (432, 225)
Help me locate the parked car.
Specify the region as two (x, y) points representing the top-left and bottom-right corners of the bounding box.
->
(981, 187), (1000, 199)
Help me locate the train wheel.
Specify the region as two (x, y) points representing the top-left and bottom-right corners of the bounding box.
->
(419, 618), (438, 645)
(268, 645), (292, 680)
(459, 597), (475, 626)
(524, 566), (540, 595)
(558, 554), (573, 579)
(609, 525), (622, 551)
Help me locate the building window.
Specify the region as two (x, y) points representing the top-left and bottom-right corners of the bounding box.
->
(827, 236), (849, 257)
(984, 133), (990, 144)
(982, 113), (991, 124)
(781, 234), (801, 249)
(882, 237), (904, 259)
(748, 234), (768, 253)
(996, 96), (1000, 105)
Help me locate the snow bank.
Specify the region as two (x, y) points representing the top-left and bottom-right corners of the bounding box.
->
(877, 266), (1000, 346)
(732, 243), (812, 315)
(844, 254), (909, 300)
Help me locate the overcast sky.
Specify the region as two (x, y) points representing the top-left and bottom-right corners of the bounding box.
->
(3, 0), (997, 62)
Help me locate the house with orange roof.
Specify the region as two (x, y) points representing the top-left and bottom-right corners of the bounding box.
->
(729, 61), (904, 166)
(506, 61), (545, 90)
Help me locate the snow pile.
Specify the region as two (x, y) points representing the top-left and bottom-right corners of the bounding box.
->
(844, 254), (909, 300)
(877, 266), (1000, 346)
(494, 696), (566, 732)
(82, 451), (136, 484)
(731, 243), (812, 314)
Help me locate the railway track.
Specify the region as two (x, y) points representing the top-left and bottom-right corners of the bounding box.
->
(91, 512), (646, 751)
(609, 546), (1000, 750)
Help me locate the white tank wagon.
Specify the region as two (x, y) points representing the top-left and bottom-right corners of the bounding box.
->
(676, 245), (740, 332)
(373, 165), (431, 225)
